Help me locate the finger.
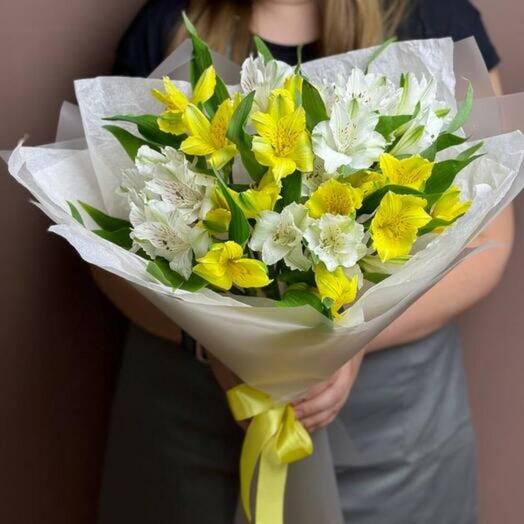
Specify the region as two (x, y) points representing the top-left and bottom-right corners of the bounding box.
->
(301, 410), (337, 432)
(293, 385), (339, 420)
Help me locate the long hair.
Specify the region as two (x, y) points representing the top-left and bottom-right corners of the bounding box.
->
(169, 0), (412, 63)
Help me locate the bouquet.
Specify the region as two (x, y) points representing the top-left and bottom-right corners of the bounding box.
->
(7, 15), (524, 524)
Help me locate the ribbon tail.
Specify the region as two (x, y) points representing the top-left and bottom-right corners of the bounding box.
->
(256, 436), (288, 524)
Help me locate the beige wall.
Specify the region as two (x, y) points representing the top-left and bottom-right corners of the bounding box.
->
(0, 1), (523, 523)
(463, 2), (524, 523)
(0, 2), (145, 523)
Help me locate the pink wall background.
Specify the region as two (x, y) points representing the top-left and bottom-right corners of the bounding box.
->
(0, 1), (522, 523)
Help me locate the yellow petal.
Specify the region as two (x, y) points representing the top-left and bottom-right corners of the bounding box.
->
(181, 136), (216, 156)
(268, 89), (295, 120)
(370, 192), (431, 261)
(292, 131), (314, 173)
(184, 104), (212, 142)
(209, 145), (237, 169)
(237, 182), (281, 218)
(157, 110), (186, 135)
(152, 77), (189, 111)
(314, 263), (358, 317)
(193, 263), (233, 290)
(251, 112), (278, 142)
(306, 179), (363, 218)
(252, 136), (277, 168)
(380, 153), (434, 191)
(272, 157), (296, 180)
(192, 66), (217, 105)
(203, 208), (231, 233)
(230, 259), (271, 288)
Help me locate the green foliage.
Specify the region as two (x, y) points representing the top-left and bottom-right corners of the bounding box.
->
(104, 114), (181, 148)
(446, 82), (474, 134)
(215, 173), (250, 245)
(301, 78), (328, 131)
(277, 171), (302, 210)
(253, 36), (273, 63)
(359, 185), (425, 215)
(78, 201), (131, 231)
(375, 114), (413, 140)
(67, 201), (84, 225)
(278, 285), (324, 314)
(226, 91), (266, 182)
(94, 227), (133, 249)
(364, 37), (397, 74)
(103, 125), (157, 160)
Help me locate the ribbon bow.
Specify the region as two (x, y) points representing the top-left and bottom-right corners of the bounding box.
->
(227, 384), (313, 524)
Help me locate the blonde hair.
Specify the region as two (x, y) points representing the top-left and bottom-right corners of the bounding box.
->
(170, 0), (412, 63)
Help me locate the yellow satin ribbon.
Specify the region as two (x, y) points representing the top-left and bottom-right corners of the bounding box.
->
(227, 384), (313, 524)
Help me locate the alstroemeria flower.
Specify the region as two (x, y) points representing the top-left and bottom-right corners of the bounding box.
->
(249, 203), (312, 271)
(251, 90), (314, 180)
(379, 153), (434, 191)
(322, 69), (400, 113)
(240, 55), (294, 112)
(194, 241), (271, 290)
(302, 158), (333, 196)
(152, 66), (217, 135)
(430, 185), (472, 233)
(370, 192), (431, 261)
(138, 146), (215, 224)
(306, 178), (363, 218)
(314, 262), (359, 318)
(304, 213), (367, 271)
(131, 200), (210, 279)
(181, 97), (238, 169)
(312, 99), (386, 174)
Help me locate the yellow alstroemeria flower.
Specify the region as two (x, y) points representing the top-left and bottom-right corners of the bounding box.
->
(306, 178), (363, 218)
(251, 90), (314, 180)
(181, 97), (238, 169)
(202, 208), (231, 233)
(379, 153), (434, 191)
(194, 241), (272, 290)
(152, 66), (217, 134)
(430, 185), (472, 233)
(370, 192), (432, 262)
(345, 170), (387, 197)
(314, 263), (359, 318)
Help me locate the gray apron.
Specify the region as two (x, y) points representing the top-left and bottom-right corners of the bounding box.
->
(98, 323), (478, 524)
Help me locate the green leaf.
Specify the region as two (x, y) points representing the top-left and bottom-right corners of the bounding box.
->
(78, 201), (131, 231)
(278, 288), (324, 314)
(362, 272), (390, 284)
(182, 12), (229, 108)
(364, 37), (397, 74)
(277, 171), (302, 210)
(180, 273), (208, 292)
(253, 35), (273, 63)
(147, 259), (185, 289)
(226, 91), (266, 182)
(375, 114), (413, 140)
(358, 185), (425, 215)
(417, 216), (463, 236)
(103, 125), (158, 160)
(424, 155), (482, 204)
(67, 201), (84, 225)
(215, 173), (250, 244)
(302, 78), (329, 131)
(421, 133), (469, 160)
(456, 142), (484, 161)
(104, 114), (181, 148)
(446, 82), (474, 134)
(94, 227), (132, 250)
(277, 269), (316, 287)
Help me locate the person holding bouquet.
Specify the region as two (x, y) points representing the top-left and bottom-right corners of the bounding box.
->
(94, 1), (513, 522)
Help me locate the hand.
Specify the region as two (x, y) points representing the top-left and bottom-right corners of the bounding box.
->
(293, 351), (364, 432)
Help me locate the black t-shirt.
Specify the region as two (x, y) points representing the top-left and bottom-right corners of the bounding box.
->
(113, 0), (500, 76)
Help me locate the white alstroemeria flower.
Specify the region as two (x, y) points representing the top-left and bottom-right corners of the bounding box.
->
(389, 106), (445, 155)
(131, 200), (210, 279)
(136, 146), (215, 224)
(249, 203), (312, 271)
(240, 55), (294, 112)
(302, 158), (334, 196)
(304, 213), (367, 272)
(393, 73), (438, 115)
(312, 99), (386, 174)
(321, 69), (400, 113)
